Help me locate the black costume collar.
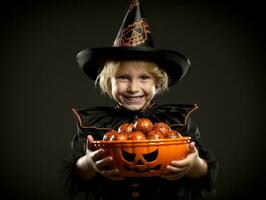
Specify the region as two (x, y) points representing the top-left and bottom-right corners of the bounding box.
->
(113, 102), (159, 119)
(72, 103), (198, 130)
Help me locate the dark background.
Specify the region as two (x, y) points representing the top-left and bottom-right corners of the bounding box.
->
(0, 0), (265, 199)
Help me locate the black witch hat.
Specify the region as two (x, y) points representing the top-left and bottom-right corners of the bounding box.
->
(77, 0), (190, 86)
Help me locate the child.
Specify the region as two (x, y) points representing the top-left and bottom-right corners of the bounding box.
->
(62, 0), (218, 199)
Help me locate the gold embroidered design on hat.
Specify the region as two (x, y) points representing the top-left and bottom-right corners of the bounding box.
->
(114, 18), (151, 47)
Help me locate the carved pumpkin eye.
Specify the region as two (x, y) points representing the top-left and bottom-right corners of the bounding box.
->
(142, 149), (158, 162)
(122, 149), (136, 162)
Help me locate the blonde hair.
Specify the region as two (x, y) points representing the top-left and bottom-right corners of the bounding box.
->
(95, 60), (169, 98)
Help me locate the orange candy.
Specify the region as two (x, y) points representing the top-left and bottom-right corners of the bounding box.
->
(103, 130), (117, 141)
(147, 130), (164, 140)
(110, 133), (129, 141)
(118, 123), (134, 133)
(166, 130), (182, 139)
(129, 131), (146, 140)
(153, 122), (170, 137)
(134, 118), (153, 134)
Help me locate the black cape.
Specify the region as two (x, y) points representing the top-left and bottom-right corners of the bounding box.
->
(61, 103), (218, 200)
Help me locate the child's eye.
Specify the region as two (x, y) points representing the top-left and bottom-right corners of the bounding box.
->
(140, 75), (151, 80)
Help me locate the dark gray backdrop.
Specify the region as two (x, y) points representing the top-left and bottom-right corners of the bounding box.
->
(1, 0), (265, 199)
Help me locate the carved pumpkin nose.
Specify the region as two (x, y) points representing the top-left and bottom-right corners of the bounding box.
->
(136, 159), (144, 165)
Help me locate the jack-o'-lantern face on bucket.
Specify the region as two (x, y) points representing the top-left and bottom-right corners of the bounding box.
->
(121, 147), (161, 172)
(93, 137), (191, 177)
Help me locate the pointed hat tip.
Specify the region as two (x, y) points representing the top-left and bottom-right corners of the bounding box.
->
(113, 0), (154, 47)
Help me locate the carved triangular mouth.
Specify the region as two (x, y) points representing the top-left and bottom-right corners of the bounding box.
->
(123, 164), (161, 173)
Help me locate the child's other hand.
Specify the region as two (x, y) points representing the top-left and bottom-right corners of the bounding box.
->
(161, 142), (207, 181)
(86, 135), (124, 181)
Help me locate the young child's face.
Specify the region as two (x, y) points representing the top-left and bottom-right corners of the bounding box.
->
(111, 61), (156, 111)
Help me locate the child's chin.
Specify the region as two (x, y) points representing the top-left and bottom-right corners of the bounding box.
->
(125, 104), (150, 111)
(125, 104), (144, 111)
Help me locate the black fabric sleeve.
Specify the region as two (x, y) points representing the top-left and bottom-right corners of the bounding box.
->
(185, 117), (219, 199)
(60, 123), (103, 200)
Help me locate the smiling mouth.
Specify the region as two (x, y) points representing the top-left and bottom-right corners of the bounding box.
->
(124, 95), (144, 99)
(123, 95), (144, 104)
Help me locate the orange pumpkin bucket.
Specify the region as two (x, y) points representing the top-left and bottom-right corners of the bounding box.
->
(93, 137), (191, 177)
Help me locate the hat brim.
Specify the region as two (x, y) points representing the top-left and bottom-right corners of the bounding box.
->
(77, 46), (190, 86)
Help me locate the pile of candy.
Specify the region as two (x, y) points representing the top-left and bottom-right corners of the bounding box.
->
(103, 118), (182, 141)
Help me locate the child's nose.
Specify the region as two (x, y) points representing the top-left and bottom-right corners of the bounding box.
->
(127, 80), (139, 93)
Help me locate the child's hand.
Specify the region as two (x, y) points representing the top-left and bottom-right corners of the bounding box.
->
(161, 142), (207, 181)
(86, 135), (124, 181)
